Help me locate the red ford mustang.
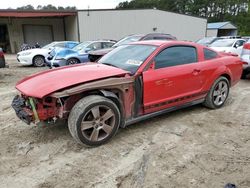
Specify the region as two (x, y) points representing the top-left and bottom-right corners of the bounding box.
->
(12, 40), (242, 146)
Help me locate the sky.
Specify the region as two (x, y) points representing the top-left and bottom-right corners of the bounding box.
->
(0, 0), (128, 9)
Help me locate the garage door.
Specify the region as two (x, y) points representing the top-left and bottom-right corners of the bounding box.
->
(23, 25), (53, 46)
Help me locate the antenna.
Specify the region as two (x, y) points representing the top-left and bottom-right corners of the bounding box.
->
(87, 5), (90, 16)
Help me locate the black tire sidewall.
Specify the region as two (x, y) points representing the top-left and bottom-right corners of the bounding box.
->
(33, 56), (45, 67)
(67, 58), (79, 65)
(75, 100), (120, 146)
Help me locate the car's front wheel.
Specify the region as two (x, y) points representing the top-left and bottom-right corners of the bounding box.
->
(68, 95), (121, 146)
(66, 58), (80, 65)
(203, 77), (230, 109)
(33, 55), (45, 67)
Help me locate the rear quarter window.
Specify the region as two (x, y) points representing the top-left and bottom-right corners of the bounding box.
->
(204, 48), (218, 60)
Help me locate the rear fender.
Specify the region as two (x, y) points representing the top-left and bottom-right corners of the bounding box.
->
(203, 65), (232, 91)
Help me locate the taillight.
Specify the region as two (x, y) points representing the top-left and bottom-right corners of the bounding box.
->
(243, 43), (250, 50)
(0, 52), (4, 57)
(241, 43), (250, 56)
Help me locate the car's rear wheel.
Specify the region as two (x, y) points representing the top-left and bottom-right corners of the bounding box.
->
(67, 58), (80, 65)
(203, 77), (229, 109)
(33, 55), (45, 67)
(68, 95), (121, 146)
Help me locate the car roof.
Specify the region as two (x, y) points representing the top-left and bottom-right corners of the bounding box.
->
(79, 40), (116, 43)
(216, 38), (245, 42)
(131, 40), (197, 47)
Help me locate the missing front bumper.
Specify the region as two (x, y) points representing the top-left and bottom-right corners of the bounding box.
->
(11, 95), (33, 125)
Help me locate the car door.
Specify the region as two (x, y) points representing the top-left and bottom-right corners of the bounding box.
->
(142, 45), (204, 113)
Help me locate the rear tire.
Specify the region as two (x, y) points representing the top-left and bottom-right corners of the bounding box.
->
(203, 77), (229, 109)
(33, 55), (45, 67)
(68, 95), (121, 146)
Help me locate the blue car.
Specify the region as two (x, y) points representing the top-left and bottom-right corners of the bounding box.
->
(46, 40), (115, 67)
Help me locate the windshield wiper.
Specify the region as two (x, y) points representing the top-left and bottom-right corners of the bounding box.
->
(102, 63), (118, 68)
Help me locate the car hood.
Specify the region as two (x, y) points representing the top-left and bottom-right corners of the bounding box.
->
(52, 48), (78, 57)
(16, 63), (128, 98)
(18, 48), (50, 55)
(88, 48), (114, 56)
(210, 47), (231, 52)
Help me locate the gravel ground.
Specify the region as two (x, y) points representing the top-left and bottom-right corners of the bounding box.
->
(0, 55), (250, 188)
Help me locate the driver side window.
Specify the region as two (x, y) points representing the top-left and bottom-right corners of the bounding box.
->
(154, 46), (197, 69)
(88, 42), (102, 51)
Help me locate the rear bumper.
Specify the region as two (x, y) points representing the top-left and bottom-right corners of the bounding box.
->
(241, 55), (250, 70)
(11, 95), (33, 125)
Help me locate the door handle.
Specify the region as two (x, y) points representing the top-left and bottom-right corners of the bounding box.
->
(193, 69), (201, 75)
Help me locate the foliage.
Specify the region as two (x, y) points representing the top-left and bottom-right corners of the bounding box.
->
(117, 0), (250, 35)
(16, 4), (76, 11)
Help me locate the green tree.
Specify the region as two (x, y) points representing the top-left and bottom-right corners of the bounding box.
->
(17, 5), (35, 10)
(116, 0), (250, 35)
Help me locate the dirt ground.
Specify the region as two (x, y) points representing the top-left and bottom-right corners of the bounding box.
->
(0, 55), (250, 188)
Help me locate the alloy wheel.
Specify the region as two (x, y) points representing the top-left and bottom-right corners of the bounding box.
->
(34, 56), (45, 67)
(81, 105), (116, 142)
(213, 81), (229, 106)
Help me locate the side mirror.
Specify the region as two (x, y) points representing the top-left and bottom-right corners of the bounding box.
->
(149, 61), (155, 69)
(145, 61), (155, 71)
(234, 44), (240, 48)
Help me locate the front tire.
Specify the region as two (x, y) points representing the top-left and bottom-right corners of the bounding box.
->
(66, 58), (80, 65)
(68, 95), (121, 146)
(203, 77), (230, 109)
(33, 55), (45, 67)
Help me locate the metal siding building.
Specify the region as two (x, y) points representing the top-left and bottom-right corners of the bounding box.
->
(0, 9), (207, 53)
(206, 22), (238, 37)
(77, 9), (207, 42)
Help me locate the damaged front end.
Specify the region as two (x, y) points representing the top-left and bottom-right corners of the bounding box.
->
(11, 95), (62, 125)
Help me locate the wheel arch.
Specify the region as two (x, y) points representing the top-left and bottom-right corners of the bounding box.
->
(220, 73), (231, 86)
(67, 57), (81, 64)
(63, 88), (126, 127)
(32, 54), (45, 63)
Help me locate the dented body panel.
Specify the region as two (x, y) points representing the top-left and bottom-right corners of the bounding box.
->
(16, 63), (128, 98)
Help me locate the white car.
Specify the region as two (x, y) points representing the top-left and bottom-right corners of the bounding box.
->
(17, 41), (79, 67)
(240, 39), (250, 78)
(210, 38), (246, 56)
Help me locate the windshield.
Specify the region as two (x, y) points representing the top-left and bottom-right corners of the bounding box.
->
(42, 42), (57, 49)
(99, 44), (157, 74)
(113, 35), (143, 47)
(210, 40), (235, 47)
(72, 41), (92, 51)
(197, 37), (216, 45)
